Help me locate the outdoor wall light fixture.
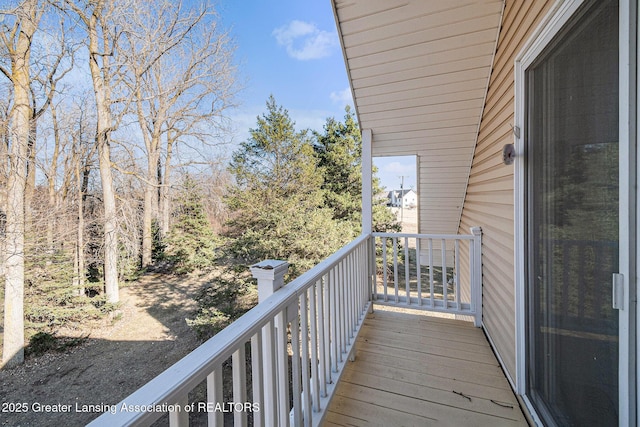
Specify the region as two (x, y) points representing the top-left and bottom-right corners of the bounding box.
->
(503, 143), (516, 165)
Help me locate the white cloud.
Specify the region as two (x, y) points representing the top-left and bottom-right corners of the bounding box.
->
(272, 20), (338, 60)
(330, 87), (353, 106)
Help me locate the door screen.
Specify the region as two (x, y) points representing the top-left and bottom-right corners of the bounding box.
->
(525, 1), (619, 425)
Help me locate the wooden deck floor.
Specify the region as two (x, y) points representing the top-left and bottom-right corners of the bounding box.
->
(323, 307), (528, 427)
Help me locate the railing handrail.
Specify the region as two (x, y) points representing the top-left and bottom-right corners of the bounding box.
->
(89, 233), (371, 426)
(373, 231), (476, 240)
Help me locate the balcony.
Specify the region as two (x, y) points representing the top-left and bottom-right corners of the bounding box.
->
(88, 229), (527, 426)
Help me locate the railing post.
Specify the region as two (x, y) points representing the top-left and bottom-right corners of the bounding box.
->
(251, 260), (289, 302)
(362, 129), (373, 234)
(251, 260), (289, 426)
(470, 227), (483, 327)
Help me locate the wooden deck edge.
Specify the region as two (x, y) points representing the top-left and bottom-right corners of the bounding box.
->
(481, 313), (534, 426)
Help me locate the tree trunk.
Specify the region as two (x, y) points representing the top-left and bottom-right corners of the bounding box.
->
(46, 104), (61, 262)
(3, 93), (29, 368)
(160, 136), (174, 236)
(73, 155), (86, 296)
(0, 106), (8, 197)
(0, 107), (7, 279)
(86, 1), (119, 303)
(141, 183), (153, 267)
(2, 0), (40, 368)
(141, 147), (159, 268)
(23, 118), (36, 232)
(96, 133), (118, 302)
(135, 67), (161, 268)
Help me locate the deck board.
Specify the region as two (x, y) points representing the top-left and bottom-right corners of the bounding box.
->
(323, 307), (528, 426)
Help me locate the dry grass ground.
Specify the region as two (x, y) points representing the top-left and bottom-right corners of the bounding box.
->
(0, 271), (209, 426)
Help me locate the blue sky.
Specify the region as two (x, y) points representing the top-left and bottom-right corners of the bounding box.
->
(214, 0), (416, 191)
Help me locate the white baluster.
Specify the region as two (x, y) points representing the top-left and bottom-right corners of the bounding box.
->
(168, 395), (188, 427)
(318, 275), (328, 397)
(232, 348), (247, 426)
(300, 292), (312, 427)
(404, 236), (410, 305)
(207, 369), (223, 427)
(310, 282), (320, 412)
(251, 333), (264, 427)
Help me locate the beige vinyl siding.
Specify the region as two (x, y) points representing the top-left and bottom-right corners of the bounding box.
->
(458, 0), (554, 383)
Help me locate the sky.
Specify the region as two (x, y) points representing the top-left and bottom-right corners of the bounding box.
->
(213, 0), (417, 192)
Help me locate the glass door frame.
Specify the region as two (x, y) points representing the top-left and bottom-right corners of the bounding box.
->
(513, 0), (637, 425)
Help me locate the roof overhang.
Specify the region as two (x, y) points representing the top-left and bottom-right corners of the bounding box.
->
(332, 0), (504, 233)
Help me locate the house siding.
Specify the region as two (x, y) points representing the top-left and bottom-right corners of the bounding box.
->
(345, 0), (504, 236)
(458, 0), (554, 384)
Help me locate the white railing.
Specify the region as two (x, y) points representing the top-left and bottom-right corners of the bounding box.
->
(372, 227), (482, 327)
(88, 228), (482, 426)
(88, 234), (372, 427)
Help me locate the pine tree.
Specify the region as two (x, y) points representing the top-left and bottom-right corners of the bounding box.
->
(315, 107), (400, 234)
(227, 96), (349, 276)
(315, 107), (361, 228)
(165, 176), (218, 273)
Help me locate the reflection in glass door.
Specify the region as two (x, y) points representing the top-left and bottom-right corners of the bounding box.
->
(525, 0), (619, 425)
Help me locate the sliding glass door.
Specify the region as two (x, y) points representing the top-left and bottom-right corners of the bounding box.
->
(525, 1), (619, 425)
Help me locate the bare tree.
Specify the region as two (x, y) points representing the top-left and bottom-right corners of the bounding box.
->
(69, 98), (97, 295)
(0, 85), (11, 279)
(121, 1), (238, 266)
(64, 0), (127, 302)
(43, 98), (90, 269)
(23, 20), (73, 231)
(0, 0), (43, 367)
(0, 83), (10, 205)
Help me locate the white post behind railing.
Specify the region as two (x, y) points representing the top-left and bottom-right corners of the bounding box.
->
(250, 260), (289, 427)
(470, 227), (483, 327)
(362, 129), (373, 235)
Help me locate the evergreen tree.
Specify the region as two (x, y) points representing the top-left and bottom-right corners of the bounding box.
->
(315, 107), (400, 234)
(315, 107), (361, 228)
(165, 176), (218, 273)
(227, 96), (349, 276)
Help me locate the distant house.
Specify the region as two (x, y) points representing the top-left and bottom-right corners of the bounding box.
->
(387, 189), (417, 208)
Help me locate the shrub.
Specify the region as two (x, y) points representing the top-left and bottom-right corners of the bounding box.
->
(186, 269), (257, 340)
(26, 332), (88, 357)
(165, 177), (219, 273)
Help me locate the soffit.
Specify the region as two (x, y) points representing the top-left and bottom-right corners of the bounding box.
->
(333, 0), (504, 234)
